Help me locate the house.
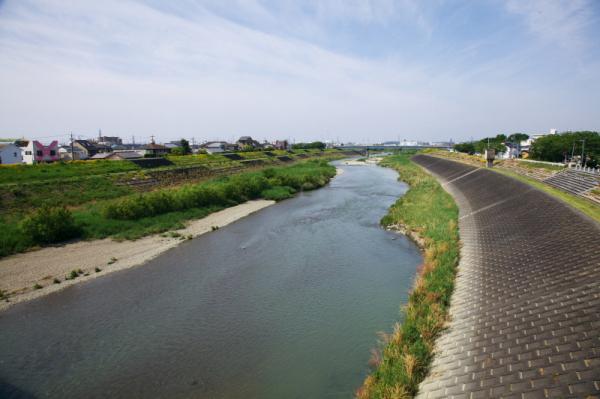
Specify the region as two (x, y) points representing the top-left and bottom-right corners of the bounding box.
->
(237, 136), (261, 149)
(91, 151), (141, 160)
(141, 141), (170, 157)
(58, 145), (87, 161)
(0, 142), (23, 164)
(21, 140), (60, 164)
(273, 140), (289, 150)
(200, 141), (238, 154)
(90, 151), (143, 160)
(72, 140), (112, 158)
(520, 129), (558, 153)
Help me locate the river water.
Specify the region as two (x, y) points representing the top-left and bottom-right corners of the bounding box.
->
(0, 161), (421, 399)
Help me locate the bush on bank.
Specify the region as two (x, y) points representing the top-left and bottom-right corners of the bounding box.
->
(357, 153), (459, 399)
(103, 160), (335, 220)
(20, 205), (81, 245)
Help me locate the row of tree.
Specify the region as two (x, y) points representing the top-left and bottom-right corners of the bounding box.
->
(529, 131), (599, 167)
(453, 133), (529, 155)
(453, 131), (599, 167)
(165, 139), (328, 156)
(291, 141), (326, 150)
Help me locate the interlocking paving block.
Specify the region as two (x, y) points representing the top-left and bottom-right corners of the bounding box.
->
(412, 155), (600, 399)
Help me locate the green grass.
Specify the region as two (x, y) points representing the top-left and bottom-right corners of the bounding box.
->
(0, 159), (141, 184)
(492, 168), (600, 223)
(513, 160), (564, 171)
(0, 176), (133, 215)
(260, 186), (296, 201)
(358, 153), (459, 399)
(0, 149), (345, 216)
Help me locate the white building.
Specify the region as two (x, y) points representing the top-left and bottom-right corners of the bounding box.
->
(0, 143), (23, 164)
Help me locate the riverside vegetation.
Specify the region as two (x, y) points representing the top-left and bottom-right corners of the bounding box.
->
(0, 159), (336, 258)
(357, 153), (459, 398)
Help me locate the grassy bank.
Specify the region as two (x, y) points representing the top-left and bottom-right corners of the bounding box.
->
(357, 153), (459, 398)
(0, 160), (336, 258)
(0, 149), (347, 215)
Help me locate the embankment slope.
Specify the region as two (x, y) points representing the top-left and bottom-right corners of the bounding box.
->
(412, 154), (600, 398)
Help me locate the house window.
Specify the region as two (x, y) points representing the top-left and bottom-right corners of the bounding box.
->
(14, 152), (17, 157)
(36, 150), (43, 156)
(26, 151), (32, 155)
(50, 150), (56, 156)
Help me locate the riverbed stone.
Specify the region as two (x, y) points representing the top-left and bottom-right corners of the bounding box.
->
(411, 154), (600, 399)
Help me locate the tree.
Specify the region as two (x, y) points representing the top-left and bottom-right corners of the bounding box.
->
(507, 133), (529, 143)
(454, 142), (475, 154)
(530, 131), (599, 167)
(473, 134), (507, 154)
(291, 141), (326, 150)
(455, 134), (509, 155)
(180, 139), (192, 155)
(171, 139), (192, 156)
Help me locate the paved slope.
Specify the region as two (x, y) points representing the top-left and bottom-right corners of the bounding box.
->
(412, 154), (600, 399)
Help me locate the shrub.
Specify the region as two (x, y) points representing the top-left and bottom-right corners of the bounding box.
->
(20, 205), (80, 245)
(261, 186), (296, 201)
(102, 161), (335, 220)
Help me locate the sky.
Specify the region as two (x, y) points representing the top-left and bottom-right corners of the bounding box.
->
(0, 0), (599, 144)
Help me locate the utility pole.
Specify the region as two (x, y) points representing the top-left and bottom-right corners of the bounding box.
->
(70, 132), (74, 162)
(571, 141), (576, 164)
(581, 139), (586, 167)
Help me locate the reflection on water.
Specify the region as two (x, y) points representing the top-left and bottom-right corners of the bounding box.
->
(0, 161), (421, 399)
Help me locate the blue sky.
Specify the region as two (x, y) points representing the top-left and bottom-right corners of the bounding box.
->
(0, 0), (599, 143)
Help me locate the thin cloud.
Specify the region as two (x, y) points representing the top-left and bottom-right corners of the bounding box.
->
(505, 0), (596, 51)
(0, 0), (598, 142)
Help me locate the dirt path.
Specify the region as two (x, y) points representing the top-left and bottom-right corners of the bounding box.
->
(0, 200), (275, 311)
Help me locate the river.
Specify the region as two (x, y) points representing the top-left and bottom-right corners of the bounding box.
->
(0, 161), (421, 399)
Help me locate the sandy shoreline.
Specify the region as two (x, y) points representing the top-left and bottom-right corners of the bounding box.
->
(0, 200), (275, 311)
(343, 157), (383, 166)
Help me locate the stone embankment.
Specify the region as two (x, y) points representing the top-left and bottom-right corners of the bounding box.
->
(412, 154), (600, 399)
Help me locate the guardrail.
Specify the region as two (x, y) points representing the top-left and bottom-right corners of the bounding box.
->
(568, 164), (600, 175)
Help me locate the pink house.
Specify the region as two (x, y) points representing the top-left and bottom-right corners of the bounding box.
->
(21, 140), (60, 164)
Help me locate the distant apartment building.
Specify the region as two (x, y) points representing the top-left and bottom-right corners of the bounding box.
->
(0, 142), (23, 164)
(97, 136), (123, 146)
(21, 140), (60, 164)
(520, 129), (558, 157)
(399, 140), (418, 146)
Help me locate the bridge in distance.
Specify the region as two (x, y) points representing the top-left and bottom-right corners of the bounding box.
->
(333, 144), (453, 151)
